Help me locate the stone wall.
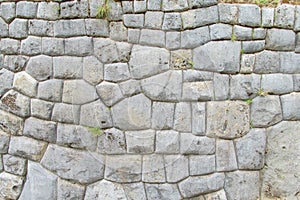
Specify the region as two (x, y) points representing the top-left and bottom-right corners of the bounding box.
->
(0, 0), (300, 199)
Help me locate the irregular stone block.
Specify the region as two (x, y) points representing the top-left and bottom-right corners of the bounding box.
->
(181, 26), (210, 48)
(9, 19), (28, 39)
(16, 1), (37, 18)
(53, 56), (82, 79)
(225, 171), (260, 200)
(65, 37), (93, 56)
(166, 31), (181, 50)
(42, 37), (64, 56)
(0, 68), (14, 97)
(207, 101), (250, 139)
(194, 41), (241, 73)
(213, 73), (230, 100)
(204, 189), (228, 200)
(281, 92), (300, 120)
(192, 102), (206, 135)
(254, 50), (280, 73)
(60, 0), (88, 18)
(124, 14), (144, 28)
(52, 103), (80, 124)
(140, 29), (165, 47)
(125, 130), (155, 154)
(280, 52), (300, 73)
(170, 49), (192, 70)
(3, 55), (28, 72)
(230, 74), (261, 99)
(151, 102), (174, 130)
(183, 70), (213, 82)
(26, 55), (53, 81)
(253, 28), (267, 39)
(20, 36), (42, 56)
(29, 20), (53, 36)
(109, 22), (127, 42)
(190, 155), (215, 175)
(97, 82), (123, 106)
(182, 6), (218, 29)
(179, 173), (225, 198)
(180, 133), (215, 154)
(216, 140), (238, 171)
(0, 39), (20, 55)
(294, 74), (300, 91)
(274, 4), (295, 29)
(104, 63), (130, 82)
(174, 102), (192, 132)
(182, 81), (213, 101)
(0, 90), (30, 117)
(145, 11), (163, 29)
(123, 183), (147, 200)
(261, 74), (293, 94)
(129, 45), (169, 79)
(0, 172), (23, 200)
(219, 3), (238, 24)
(31, 99), (53, 120)
(97, 128), (126, 154)
(37, 2), (59, 20)
(0, 2), (16, 23)
(38, 79), (63, 102)
(251, 96), (282, 127)
(162, 0), (189, 11)
(262, 7), (274, 27)
(210, 23), (232, 40)
(13, 71), (38, 97)
(0, 18), (8, 37)
(145, 184), (181, 199)
(156, 130), (179, 153)
(9, 136), (47, 161)
(238, 4), (261, 27)
(141, 71), (182, 101)
(41, 144), (104, 184)
(128, 29), (140, 44)
(3, 155), (26, 176)
(188, 0), (218, 7)
(162, 12), (182, 30)
(164, 155), (189, 182)
(148, 0), (161, 10)
(142, 154), (165, 182)
(122, 1), (133, 13)
(295, 6), (300, 31)
(83, 56), (104, 85)
(54, 19), (85, 37)
(80, 100), (112, 128)
(105, 155), (142, 183)
(266, 29), (295, 51)
(119, 79), (141, 97)
(24, 117), (57, 143)
(233, 25), (252, 40)
(85, 19), (109, 37)
(107, 0), (123, 21)
(0, 110), (24, 135)
(242, 40), (265, 53)
(0, 131), (10, 153)
(57, 179), (85, 200)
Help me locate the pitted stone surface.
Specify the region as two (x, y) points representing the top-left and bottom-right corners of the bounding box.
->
(0, 172), (23, 200)
(3, 155), (26, 176)
(145, 183), (181, 200)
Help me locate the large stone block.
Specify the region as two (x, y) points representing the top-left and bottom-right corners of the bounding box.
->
(97, 128), (126, 154)
(174, 102), (192, 132)
(230, 74), (261, 100)
(162, 12), (182, 30)
(274, 4), (295, 29)
(0, 172), (23, 200)
(182, 6), (218, 29)
(104, 63), (130, 83)
(13, 71), (38, 97)
(0, 18), (9, 37)
(54, 19), (85, 37)
(280, 52), (300, 73)
(85, 19), (109, 37)
(38, 79), (63, 102)
(31, 99), (53, 120)
(140, 29), (165, 47)
(145, 183), (181, 199)
(53, 56), (82, 79)
(182, 81), (213, 101)
(109, 22), (127, 42)
(162, 0), (189, 11)
(96, 82), (124, 107)
(16, 1), (37, 18)
(281, 92), (300, 120)
(213, 73), (230, 100)
(20, 36), (42, 56)
(57, 179), (85, 200)
(64, 37), (93, 56)
(156, 130), (179, 153)
(189, 155), (215, 175)
(207, 101), (250, 139)
(0, 110), (24, 135)
(60, 0), (88, 18)
(3, 155), (26, 176)
(37, 2), (59, 20)
(0, 39), (20, 55)
(238, 4), (261, 27)
(254, 50), (280, 73)
(0, 131), (10, 153)
(266, 29), (295, 51)
(151, 102), (175, 130)
(164, 155), (189, 182)
(42, 37), (64, 55)
(216, 140), (237, 171)
(29, 20), (53, 36)
(83, 56), (104, 85)
(180, 133), (215, 154)
(26, 55), (53, 81)
(181, 26), (210, 48)
(9, 19), (28, 39)
(123, 183), (147, 200)
(261, 74), (294, 94)
(52, 103), (80, 124)
(219, 3), (238, 24)
(262, 7), (274, 27)
(3, 55), (28, 72)
(0, 2), (16, 23)
(210, 23), (232, 40)
(0, 68), (14, 97)
(145, 11), (163, 29)
(142, 154), (165, 182)
(124, 14), (144, 28)
(0, 90), (30, 117)
(126, 130), (155, 154)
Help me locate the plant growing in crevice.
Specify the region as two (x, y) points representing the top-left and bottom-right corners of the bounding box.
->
(245, 98), (253, 105)
(231, 33), (236, 41)
(257, 88), (268, 96)
(86, 126), (104, 136)
(97, 0), (111, 19)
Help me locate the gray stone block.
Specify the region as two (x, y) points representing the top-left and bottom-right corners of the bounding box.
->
(54, 19), (86, 37)
(194, 41), (241, 73)
(166, 31), (181, 50)
(162, 0), (189, 11)
(128, 29), (140, 44)
(213, 73), (230, 100)
(85, 19), (109, 37)
(236, 128), (266, 169)
(242, 40), (265, 53)
(105, 155), (141, 183)
(233, 25), (253, 41)
(156, 130), (179, 153)
(210, 23), (232, 40)
(37, 2), (59, 20)
(107, 0), (123, 21)
(182, 6), (218, 29)
(182, 81), (213, 101)
(89, 0), (103, 17)
(294, 74), (300, 91)
(295, 6), (300, 31)
(281, 92), (300, 120)
(274, 4), (295, 29)
(216, 139), (238, 171)
(0, 2), (16, 23)
(122, 1), (133, 13)
(140, 29), (165, 47)
(280, 52), (300, 73)
(148, 0), (161, 10)
(0, 68), (14, 97)
(238, 4), (261, 27)
(266, 29), (295, 51)
(20, 36), (42, 56)
(262, 7), (274, 27)
(181, 26), (210, 48)
(183, 70), (213, 82)
(96, 81), (124, 106)
(145, 11), (164, 29)
(230, 74), (261, 99)
(3, 155), (26, 176)
(119, 79), (141, 97)
(180, 133), (215, 154)
(60, 0), (88, 18)
(0, 110), (24, 136)
(254, 50), (280, 73)
(251, 95), (282, 127)
(57, 179), (85, 200)
(104, 63), (130, 82)
(0, 18), (8, 37)
(9, 19), (28, 39)
(0, 172), (24, 200)
(261, 74), (293, 94)
(53, 56), (82, 79)
(134, 0), (147, 13)
(174, 102), (192, 132)
(145, 184), (181, 200)
(31, 99), (53, 120)
(124, 14), (144, 28)
(189, 155), (215, 175)
(0, 131), (10, 153)
(126, 130), (155, 154)
(85, 180), (126, 199)
(29, 20), (54, 36)
(13, 71), (37, 97)
(188, 0), (218, 8)
(0, 39), (20, 55)
(16, 1), (37, 18)
(151, 102), (175, 130)
(38, 79), (63, 102)
(192, 102), (206, 135)
(25, 55), (53, 81)
(142, 155), (165, 182)
(0, 90), (30, 117)
(65, 37), (92, 56)
(253, 28), (267, 39)
(162, 12), (182, 30)
(170, 49), (192, 70)
(110, 22), (127, 42)
(52, 103), (80, 124)
(296, 33), (300, 53)
(204, 190), (227, 200)
(164, 155), (189, 182)
(8, 136), (47, 161)
(97, 128), (126, 154)
(179, 173), (225, 198)
(42, 37), (64, 56)
(41, 144), (104, 184)
(3, 55), (28, 72)
(83, 56), (103, 86)
(219, 3), (238, 24)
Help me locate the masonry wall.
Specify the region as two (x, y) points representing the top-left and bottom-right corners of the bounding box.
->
(0, 0), (300, 199)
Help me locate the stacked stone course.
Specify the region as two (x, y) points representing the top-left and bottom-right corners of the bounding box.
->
(0, 0), (300, 199)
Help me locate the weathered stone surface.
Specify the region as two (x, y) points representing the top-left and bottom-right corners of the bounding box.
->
(52, 103), (80, 124)
(164, 155), (189, 182)
(57, 123), (97, 151)
(207, 101), (250, 139)
(41, 144), (104, 184)
(105, 155), (142, 182)
(254, 50), (280, 73)
(238, 4), (261, 27)
(85, 180), (126, 200)
(174, 102), (192, 132)
(162, 0), (189, 11)
(112, 94), (151, 130)
(194, 41), (241, 73)
(80, 100), (112, 128)
(57, 179), (85, 200)
(104, 63), (130, 82)
(145, 184), (181, 199)
(54, 19), (85, 37)
(230, 74), (261, 99)
(162, 12), (182, 30)
(251, 96), (282, 127)
(60, 0), (88, 18)
(182, 6), (218, 29)
(31, 99), (53, 120)
(225, 171), (260, 200)
(107, 0), (123, 21)
(129, 45), (169, 79)
(213, 74), (230, 100)
(9, 136), (47, 161)
(294, 75), (300, 91)
(262, 121), (300, 199)
(128, 29), (140, 44)
(124, 14), (144, 28)
(204, 189), (228, 200)
(240, 54), (255, 74)
(85, 19), (109, 37)
(151, 102), (174, 130)
(156, 130), (179, 153)
(280, 52), (300, 73)
(0, 68), (14, 97)
(219, 3), (238, 24)
(3, 55), (28, 72)
(13, 71), (37, 97)
(109, 22), (127, 42)
(216, 140), (238, 171)
(182, 81), (213, 101)
(281, 92), (300, 120)
(170, 49), (192, 70)
(126, 130), (155, 154)
(242, 40), (265, 53)
(233, 25), (252, 40)
(63, 80), (98, 105)
(17, 1), (37, 18)
(148, 0), (161, 10)
(210, 23), (232, 40)
(274, 4), (295, 29)
(266, 29), (295, 51)
(3, 155), (26, 176)
(0, 18), (8, 37)
(9, 19), (28, 39)
(140, 29), (165, 47)
(96, 81), (124, 106)
(0, 110), (24, 135)
(143, 154), (165, 182)
(83, 56), (104, 85)
(261, 74), (293, 94)
(181, 133), (215, 155)
(24, 117), (57, 143)
(0, 172), (23, 200)
(181, 27), (210, 48)
(53, 56), (82, 79)
(179, 173), (225, 198)
(38, 79), (63, 102)
(0, 131), (10, 153)
(190, 155), (215, 175)
(119, 80), (141, 97)
(37, 2), (59, 20)
(0, 90), (30, 117)
(145, 11), (163, 29)
(29, 20), (54, 37)
(123, 183), (147, 200)
(26, 55), (52, 81)
(253, 28), (267, 39)
(0, 2), (16, 23)
(42, 37), (64, 55)
(65, 37), (93, 56)
(262, 7), (274, 27)
(166, 31), (181, 50)
(19, 161), (57, 200)
(97, 128), (126, 154)
(183, 70), (213, 82)
(0, 39), (20, 54)
(20, 36), (42, 56)
(192, 102), (206, 135)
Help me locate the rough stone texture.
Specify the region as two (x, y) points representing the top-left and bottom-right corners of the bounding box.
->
(0, 172), (24, 200)
(140, 29), (165, 47)
(31, 99), (53, 120)
(126, 130), (155, 154)
(52, 103), (80, 124)
(123, 183), (147, 200)
(238, 4), (261, 27)
(266, 29), (295, 51)
(3, 155), (26, 176)
(124, 14), (144, 28)
(96, 81), (124, 106)
(210, 23), (232, 40)
(182, 6), (218, 29)
(280, 92), (300, 120)
(164, 155), (189, 182)
(156, 130), (179, 153)
(230, 74), (261, 99)
(38, 79), (63, 102)
(274, 4), (295, 29)
(261, 74), (294, 94)
(182, 81), (213, 101)
(104, 63), (130, 82)
(162, 0), (189, 11)
(207, 101), (250, 139)
(142, 154), (165, 182)
(53, 56), (82, 79)
(219, 4), (238, 24)
(3, 55), (28, 72)
(0, 131), (10, 153)
(280, 52), (300, 73)
(233, 25), (252, 40)
(26, 55), (53, 81)
(254, 50), (280, 73)
(262, 7), (274, 27)
(119, 80), (141, 97)
(216, 140), (238, 171)
(41, 144), (104, 184)
(0, 90), (30, 117)
(83, 56), (104, 85)
(213, 74), (230, 100)
(251, 96), (282, 127)
(65, 37), (93, 56)
(151, 102), (174, 130)
(181, 133), (215, 155)
(0, 68), (14, 97)
(242, 40), (265, 53)
(57, 179), (85, 200)
(97, 128), (126, 154)
(0, 110), (24, 135)
(145, 183), (181, 200)
(145, 11), (163, 29)
(181, 27), (210, 48)
(192, 102), (206, 135)
(189, 155), (215, 175)
(13, 71), (38, 97)
(174, 102), (192, 132)
(162, 12), (182, 30)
